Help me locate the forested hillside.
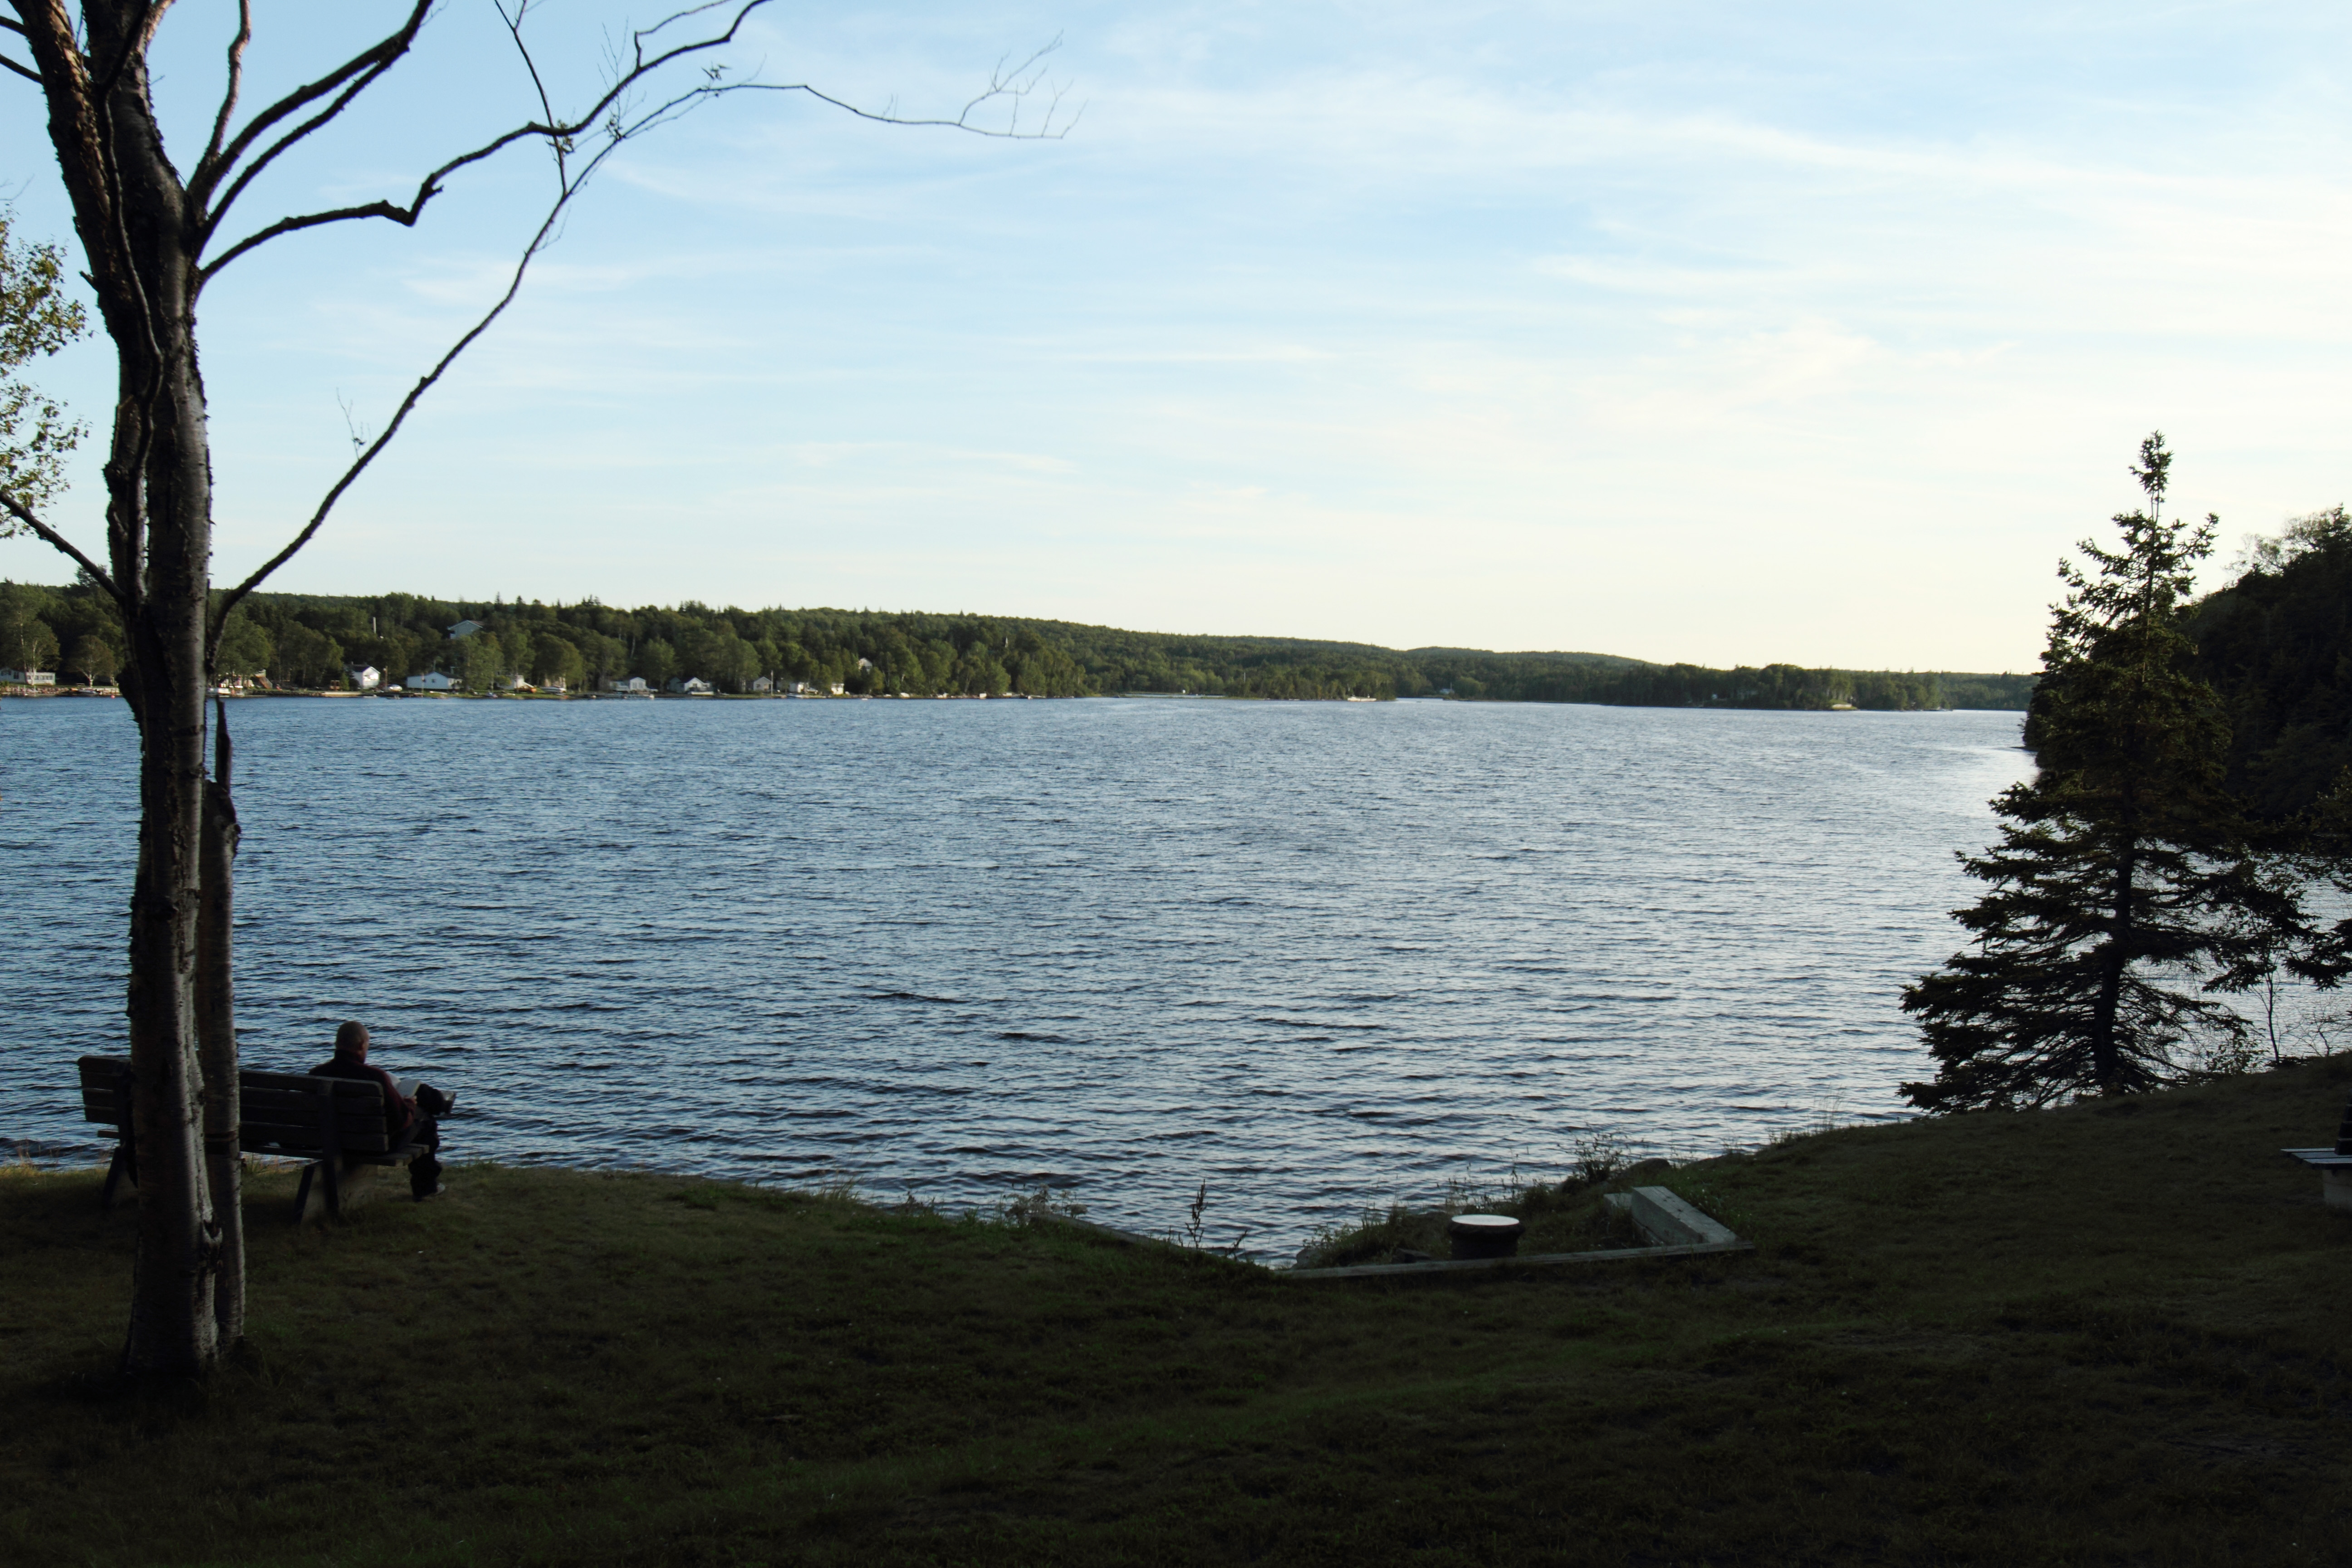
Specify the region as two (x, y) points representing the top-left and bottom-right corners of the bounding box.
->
(0, 578), (2032, 709)
(2181, 506), (2352, 819)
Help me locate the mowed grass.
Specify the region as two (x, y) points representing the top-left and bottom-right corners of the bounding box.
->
(6, 1056), (2352, 1567)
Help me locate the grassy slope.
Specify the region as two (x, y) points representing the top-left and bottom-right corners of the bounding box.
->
(5, 1058), (2350, 1568)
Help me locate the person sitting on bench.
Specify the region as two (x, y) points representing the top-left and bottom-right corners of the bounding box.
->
(311, 1021), (450, 1199)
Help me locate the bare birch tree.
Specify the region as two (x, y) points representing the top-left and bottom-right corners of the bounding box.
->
(0, 0), (1069, 1376)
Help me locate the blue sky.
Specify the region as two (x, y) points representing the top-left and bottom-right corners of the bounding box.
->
(4, 1), (2349, 669)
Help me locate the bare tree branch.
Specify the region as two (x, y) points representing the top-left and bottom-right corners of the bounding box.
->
(199, 3), (776, 279)
(199, 22), (1077, 285)
(0, 51), (41, 85)
(211, 140), (620, 638)
(189, 0), (433, 222)
(755, 45), (1083, 141)
(956, 37), (1078, 137)
(197, 0), (253, 176)
(210, 5), (1078, 637)
(0, 489), (126, 606)
(197, 126), (546, 283)
(495, 0), (561, 152)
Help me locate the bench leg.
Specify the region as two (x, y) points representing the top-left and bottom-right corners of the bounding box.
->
(291, 1161), (350, 1223)
(100, 1145), (129, 1210)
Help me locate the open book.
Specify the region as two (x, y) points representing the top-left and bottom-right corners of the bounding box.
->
(393, 1079), (457, 1116)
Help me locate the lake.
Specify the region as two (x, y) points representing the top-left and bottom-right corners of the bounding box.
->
(3, 694), (2028, 1254)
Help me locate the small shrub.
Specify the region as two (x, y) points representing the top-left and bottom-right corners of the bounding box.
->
(1290, 1205), (1444, 1269)
(1571, 1130), (1634, 1188)
(1171, 1182), (1252, 1257)
(1002, 1185), (1087, 1226)
(2185, 1025), (2262, 1080)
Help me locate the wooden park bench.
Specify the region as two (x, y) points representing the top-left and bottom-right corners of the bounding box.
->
(76, 1054), (433, 1221)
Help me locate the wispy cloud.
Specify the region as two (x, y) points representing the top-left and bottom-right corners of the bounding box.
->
(6, 0), (2348, 667)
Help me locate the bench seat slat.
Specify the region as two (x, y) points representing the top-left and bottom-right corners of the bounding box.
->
(242, 1068), (381, 1092)
(250, 1136), (400, 1156)
(246, 1118), (399, 1142)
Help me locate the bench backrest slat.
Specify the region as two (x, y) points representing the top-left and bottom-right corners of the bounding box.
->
(74, 1054), (399, 1156)
(77, 1055), (132, 1126)
(246, 1127), (398, 1156)
(240, 1069), (382, 1099)
(241, 1085), (385, 1116)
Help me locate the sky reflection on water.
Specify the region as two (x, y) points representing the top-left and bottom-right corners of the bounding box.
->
(3, 695), (2028, 1253)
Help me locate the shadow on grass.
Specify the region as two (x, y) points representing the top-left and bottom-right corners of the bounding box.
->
(6, 1056), (2352, 1564)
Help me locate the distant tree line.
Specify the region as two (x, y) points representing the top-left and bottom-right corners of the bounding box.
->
(0, 578), (2035, 708)
(1422, 655), (2028, 711)
(0, 577), (118, 685)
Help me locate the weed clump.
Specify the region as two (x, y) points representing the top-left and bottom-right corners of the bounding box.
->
(1001, 1185), (1088, 1226)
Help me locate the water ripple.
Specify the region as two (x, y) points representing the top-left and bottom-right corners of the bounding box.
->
(0, 695), (2026, 1251)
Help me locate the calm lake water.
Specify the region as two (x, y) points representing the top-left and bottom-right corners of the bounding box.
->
(3, 694), (2028, 1254)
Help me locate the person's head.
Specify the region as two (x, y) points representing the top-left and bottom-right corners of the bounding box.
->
(333, 1021), (370, 1061)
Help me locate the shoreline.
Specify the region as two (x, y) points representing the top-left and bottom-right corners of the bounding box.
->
(2, 683), (2026, 713)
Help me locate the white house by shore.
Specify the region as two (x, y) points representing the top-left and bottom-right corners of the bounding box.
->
(404, 671), (457, 691)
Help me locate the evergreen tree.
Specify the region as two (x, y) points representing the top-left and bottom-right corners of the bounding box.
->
(1901, 435), (2302, 1111)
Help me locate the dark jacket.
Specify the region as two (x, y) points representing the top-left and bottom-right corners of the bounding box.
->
(310, 1054), (416, 1138)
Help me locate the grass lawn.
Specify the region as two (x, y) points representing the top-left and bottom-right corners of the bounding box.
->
(5, 1055), (2351, 1567)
